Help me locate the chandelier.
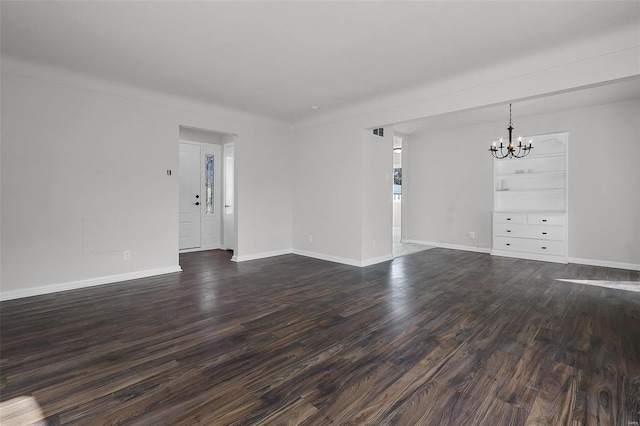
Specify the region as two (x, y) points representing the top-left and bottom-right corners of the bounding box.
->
(489, 104), (533, 159)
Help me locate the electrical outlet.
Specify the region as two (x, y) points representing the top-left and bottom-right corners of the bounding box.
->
(468, 232), (475, 240)
(123, 249), (131, 261)
(307, 234), (313, 243)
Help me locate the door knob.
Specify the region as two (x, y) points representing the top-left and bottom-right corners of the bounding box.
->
(194, 202), (200, 206)
(195, 195), (199, 198)
(225, 205), (231, 208)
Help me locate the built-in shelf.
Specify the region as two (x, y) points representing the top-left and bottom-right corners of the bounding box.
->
(492, 132), (569, 263)
(522, 152), (566, 159)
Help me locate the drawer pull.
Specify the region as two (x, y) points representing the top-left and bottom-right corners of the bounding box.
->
(542, 219), (548, 222)
(506, 243), (511, 246)
(506, 230), (511, 233)
(542, 246), (547, 250)
(542, 232), (547, 235)
(506, 218), (512, 221)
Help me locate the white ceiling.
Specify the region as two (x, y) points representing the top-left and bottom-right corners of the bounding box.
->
(1, 1), (639, 124)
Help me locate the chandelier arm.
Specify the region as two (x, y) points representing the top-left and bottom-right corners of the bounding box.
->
(500, 146), (509, 159)
(491, 146), (509, 159)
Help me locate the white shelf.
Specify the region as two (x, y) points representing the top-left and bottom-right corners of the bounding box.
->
(524, 152), (566, 159)
(494, 209), (565, 214)
(495, 188), (565, 193)
(496, 171), (565, 178)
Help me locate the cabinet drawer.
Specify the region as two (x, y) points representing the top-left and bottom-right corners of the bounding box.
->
(494, 223), (564, 240)
(493, 212), (526, 224)
(493, 223), (527, 238)
(527, 213), (565, 226)
(494, 236), (564, 256)
(525, 224), (564, 240)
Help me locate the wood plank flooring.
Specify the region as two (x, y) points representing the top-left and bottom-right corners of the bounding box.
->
(1, 249), (639, 425)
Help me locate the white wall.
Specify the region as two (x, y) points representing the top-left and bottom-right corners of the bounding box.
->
(292, 120), (364, 264)
(291, 125), (394, 266)
(527, 100), (639, 266)
(405, 99), (640, 267)
(234, 125), (292, 260)
(360, 130), (393, 263)
(404, 122), (495, 251)
(1, 64), (292, 299)
(393, 203), (401, 229)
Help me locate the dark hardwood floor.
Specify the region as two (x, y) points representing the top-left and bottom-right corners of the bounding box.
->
(1, 249), (639, 425)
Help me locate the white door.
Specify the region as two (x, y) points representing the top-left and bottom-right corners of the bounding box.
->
(179, 143), (201, 249)
(223, 143), (235, 251)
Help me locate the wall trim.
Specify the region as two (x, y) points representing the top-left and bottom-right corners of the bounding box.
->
(292, 249), (394, 267)
(0, 266), (183, 301)
(403, 239), (491, 254)
(401, 240), (639, 270)
(179, 245), (223, 254)
(233, 249), (293, 262)
(361, 254), (395, 267)
(568, 257), (640, 271)
(492, 250), (568, 264)
(292, 249), (362, 267)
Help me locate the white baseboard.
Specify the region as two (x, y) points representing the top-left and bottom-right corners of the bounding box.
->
(291, 249), (361, 267)
(361, 254), (395, 267)
(179, 245), (223, 253)
(0, 265), (183, 301)
(403, 239), (491, 254)
(233, 249), (293, 262)
(292, 249), (394, 267)
(492, 250), (568, 264)
(568, 257), (640, 271)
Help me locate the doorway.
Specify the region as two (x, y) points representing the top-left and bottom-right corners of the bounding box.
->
(178, 126), (236, 254)
(392, 135), (433, 257)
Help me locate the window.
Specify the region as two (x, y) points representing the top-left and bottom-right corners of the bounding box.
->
(393, 168), (402, 201)
(205, 154), (214, 214)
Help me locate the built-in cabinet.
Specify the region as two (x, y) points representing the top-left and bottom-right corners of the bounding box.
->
(491, 132), (569, 263)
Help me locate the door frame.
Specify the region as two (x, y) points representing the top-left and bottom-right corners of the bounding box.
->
(222, 142), (236, 253)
